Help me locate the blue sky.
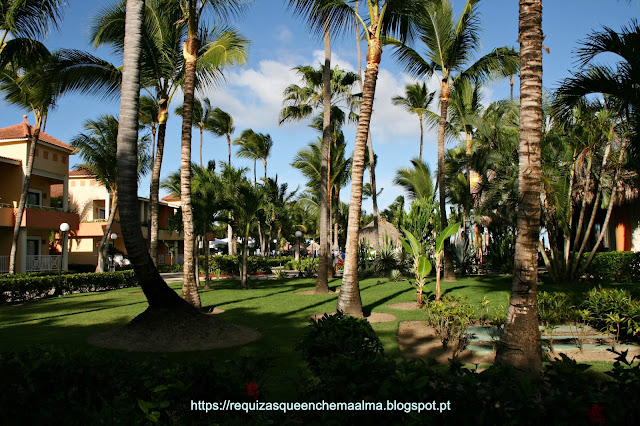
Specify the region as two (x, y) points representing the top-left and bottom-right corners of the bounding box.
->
(1, 0), (638, 214)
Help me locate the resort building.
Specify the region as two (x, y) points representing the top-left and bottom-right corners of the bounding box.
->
(0, 117), (79, 273)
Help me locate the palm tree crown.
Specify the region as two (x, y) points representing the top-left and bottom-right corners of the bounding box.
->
(392, 81), (435, 160)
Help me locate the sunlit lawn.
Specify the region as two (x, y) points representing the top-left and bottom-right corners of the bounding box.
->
(1, 274), (637, 398)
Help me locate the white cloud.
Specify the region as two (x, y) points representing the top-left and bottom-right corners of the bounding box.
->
(276, 26), (294, 44)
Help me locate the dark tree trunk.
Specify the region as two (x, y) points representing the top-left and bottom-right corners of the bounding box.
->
(495, 0), (543, 377)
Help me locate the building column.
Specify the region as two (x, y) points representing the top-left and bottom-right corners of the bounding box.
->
(63, 176), (69, 211)
(18, 229), (27, 274)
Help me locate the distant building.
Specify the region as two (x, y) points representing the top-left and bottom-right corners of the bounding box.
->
(0, 117), (79, 273)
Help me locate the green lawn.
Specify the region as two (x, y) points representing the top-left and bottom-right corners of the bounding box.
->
(1, 274), (637, 398)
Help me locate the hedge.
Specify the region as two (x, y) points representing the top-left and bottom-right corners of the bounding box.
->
(582, 251), (640, 283)
(0, 270), (137, 303)
(198, 255), (293, 275)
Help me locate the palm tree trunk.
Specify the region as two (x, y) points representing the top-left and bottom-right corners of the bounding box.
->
(263, 158), (267, 181)
(9, 112), (43, 274)
(203, 223), (211, 290)
(227, 221), (234, 255)
(419, 114), (424, 161)
(495, 0), (543, 377)
(179, 5), (202, 309)
(116, 0), (186, 309)
(199, 127), (203, 167)
(241, 224), (249, 289)
(149, 96), (168, 265)
(333, 187), (340, 251)
(227, 133), (232, 166)
(96, 192), (119, 273)
(315, 18), (332, 294)
(337, 35), (383, 317)
(367, 132), (380, 246)
(438, 80), (456, 281)
(572, 152), (593, 250)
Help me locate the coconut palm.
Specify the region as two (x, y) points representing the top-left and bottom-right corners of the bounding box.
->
(389, 0), (519, 282)
(114, 0), (186, 309)
(91, 0), (248, 278)
(139, 95), (159, 160)
(175, 97), (215, 167)
(207, 107), (235, 166)
(235, 183), (264, 289)
(71, 115), (151, 272)
(233, 129), (273, 183)
(494, 0), (543, 377)
(392, 82), (436, 161)
(394, 159), (435, 202)
(290, 0), (424, 316)
(175, 0), (248, 309)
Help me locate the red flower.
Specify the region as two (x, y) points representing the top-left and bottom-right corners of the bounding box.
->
(246, 382), (260, 400)
(587, 404), (606, 425)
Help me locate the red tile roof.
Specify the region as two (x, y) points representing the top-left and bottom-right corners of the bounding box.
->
(0, 116), (73, 152)
(69, 168), (95, 177)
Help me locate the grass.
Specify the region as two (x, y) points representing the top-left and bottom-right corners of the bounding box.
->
(1, 274), (638, 398)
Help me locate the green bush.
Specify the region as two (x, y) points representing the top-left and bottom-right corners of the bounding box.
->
(424, 295), (475, 357)
(0, 347), (268, 424)
(581, 286), (640, 339)
(538, 291), (577, 326)
(583, 251), (640, 283)
(373, 242), (399, 277)
(198, 255), (282, 275)
(0, 270), (137, 303)
(157, 263), (183, 273)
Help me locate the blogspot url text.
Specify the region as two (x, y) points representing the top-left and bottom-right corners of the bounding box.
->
(191, 400), (452, 414)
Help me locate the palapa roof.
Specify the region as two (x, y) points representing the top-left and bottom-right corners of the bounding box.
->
(359, 218), (402, 248)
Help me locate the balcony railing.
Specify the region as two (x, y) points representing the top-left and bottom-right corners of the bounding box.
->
(27, 255), (61, 272)
(0, 255), (61, 273)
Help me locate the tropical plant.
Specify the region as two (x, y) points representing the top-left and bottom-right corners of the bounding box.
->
(233, 129), (273, 184)
(207, 107), (235, 166)
(389, 0), (519, 281)
(391, 82), (436, 161)
(401, 227), (432, 307)
(495, 0), (543, 377)
(70, 115), (150, 272)
(235, 183), (264, 289)
(175, 97), (215, 167)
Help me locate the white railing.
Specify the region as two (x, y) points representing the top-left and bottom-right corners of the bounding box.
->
(26, 255), (61, 272)
(0, 256), (7, 273)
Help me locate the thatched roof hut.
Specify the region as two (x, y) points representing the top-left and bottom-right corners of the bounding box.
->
(359, 218), (403, 249)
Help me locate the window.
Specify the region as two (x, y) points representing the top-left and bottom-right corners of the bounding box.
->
(27, 238), (40, 256)
(97, 207), (106, 220)
(27, 190), (41, 206)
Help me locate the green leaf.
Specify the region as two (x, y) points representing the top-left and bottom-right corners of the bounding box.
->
(418, 255), (432, 278)
(436, 222), (461, 253)
(401, 238), (414, 256)
(401, 227), (421, 256)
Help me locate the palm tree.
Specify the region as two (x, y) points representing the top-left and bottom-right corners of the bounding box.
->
(176, 97), (217, 167)
(175, 0), (248, 309)
(394, 159), (435, 202)
(389, 0), (519, 282)
(290, 0), (424, 316)
(207, 107), (235, 166)
(219, 162), (248, 256)
(392, 82), (436, 161)
(91, 0), (248, 275)
(71, 115), (151, 272)
(115, 0), (187, 309)
(494, 0), (543, 377)
(0, 0), (64, 67)
(233, 129), (273, 183)
(235, 183), (264, 289)
(139, 95), (159, 161)
(554, 20), (640, 147)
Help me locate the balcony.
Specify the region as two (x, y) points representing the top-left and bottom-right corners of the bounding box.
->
(0, 255), (61, 273)
(0, 205), (79, 230)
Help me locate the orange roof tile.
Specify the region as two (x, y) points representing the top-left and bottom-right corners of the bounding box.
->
(0, 116), (73, 152)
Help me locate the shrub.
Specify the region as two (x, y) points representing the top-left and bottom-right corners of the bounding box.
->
(424, 295), (475, 358)
(0, 270), (137, 303)
(389, 269), (403, 282)
(583, 251), (640, 283)
(373, 242), (399, 277)
(0, 347), (269, 424)
(581, 287), (640, 339)
(484, 232), (515, 273)
(538, 291), (576, 326)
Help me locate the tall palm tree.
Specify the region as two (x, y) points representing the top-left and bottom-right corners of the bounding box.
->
(292, 0), (424, 316)
(494, 0), (543, 377)
(115, 0), (187, 309)
(71, 115), (151, 272)
(91, 0), (249, 274)
(235, 182), (264, 289)
(392, 82), (436, 161)
(175, 97), (215, 167)
(394, 158), (435, 202)
(390, 0), (519, 282)
(207, 107), (235, 166)
(138, 95), (159, 161)
(233, 129), (273, 183)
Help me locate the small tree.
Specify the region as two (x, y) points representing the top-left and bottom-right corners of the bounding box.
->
(401, 228), (432, 307)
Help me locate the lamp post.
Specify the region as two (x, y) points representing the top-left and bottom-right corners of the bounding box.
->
(272, 238), (277, 256)
(58, 222), (70, 294)
(295, 231), (302, 261)
(110, 233), (118, 271)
